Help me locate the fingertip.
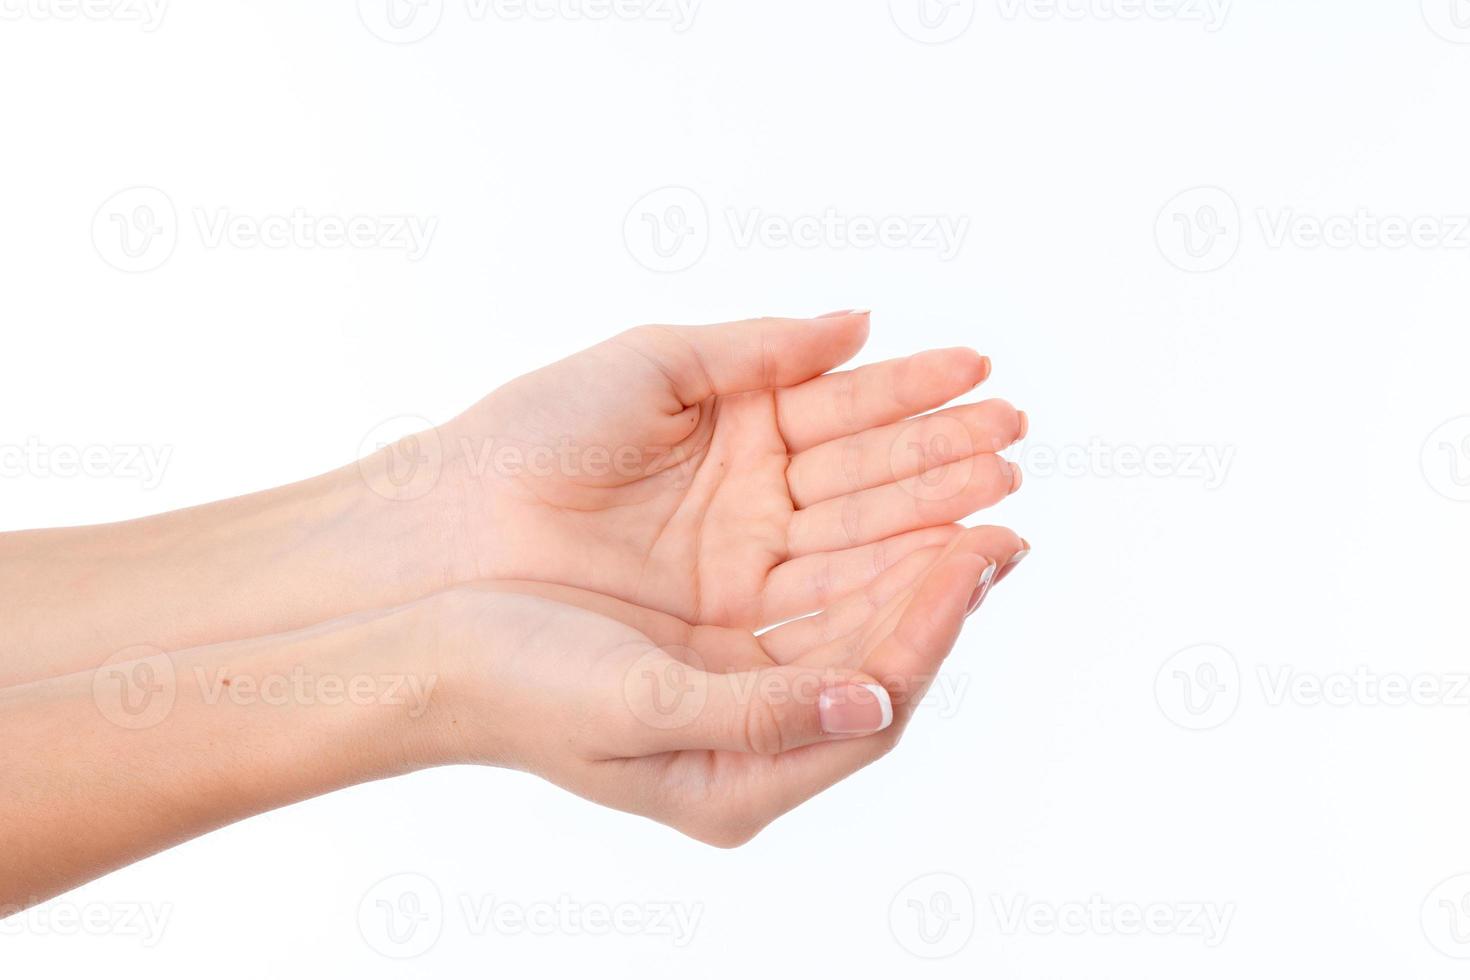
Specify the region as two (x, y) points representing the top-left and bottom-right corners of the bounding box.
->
(801, 311), (870, 366)
(910, 347), (989, 399)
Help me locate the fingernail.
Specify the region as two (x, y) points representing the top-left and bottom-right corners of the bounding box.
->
(1016, 410), (1029, 440)
(966, 561), (998, 616)
(993, 543), (1030, 586)
(817, 309), (870, 319)
(1008, 461), (1024, 493)
(819, 683), (893, 734)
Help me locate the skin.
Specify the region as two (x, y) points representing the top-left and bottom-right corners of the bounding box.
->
(0, 312), (1029, 912)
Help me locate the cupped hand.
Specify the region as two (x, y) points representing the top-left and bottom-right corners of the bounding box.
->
(433, 312), (1027, 630)
(423, 526), (1025, 847)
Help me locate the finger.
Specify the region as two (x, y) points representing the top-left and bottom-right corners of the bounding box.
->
(614, 312), (870, 407)
(468, 580), (772, 673)
(774, 347), (989, 453)
(786, 454), (1019, 557)
(713, 549), (988, 828)
(786, 399), (1026, 508)
(992, 538), (1031, 587)
(624, 663), (895, 757)
(760, 546), (953, 664)
(774, 526), (1024, 668)
(758, 524), (962, 626)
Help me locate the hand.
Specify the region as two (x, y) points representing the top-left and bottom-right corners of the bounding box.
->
(424, 525), (1024, 846)
(0, 311), (1026, 687)
(430, 312), (1027, 630)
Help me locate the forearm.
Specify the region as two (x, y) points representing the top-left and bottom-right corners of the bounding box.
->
(0, 446), (477, 688)
(0, 596), (451, 911)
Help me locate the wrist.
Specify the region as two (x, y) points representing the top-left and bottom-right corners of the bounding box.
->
(349, 419), (498, 590)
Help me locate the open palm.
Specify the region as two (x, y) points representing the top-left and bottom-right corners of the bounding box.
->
(443, 525), (1021, 846)
(440, 312), (1026, 629)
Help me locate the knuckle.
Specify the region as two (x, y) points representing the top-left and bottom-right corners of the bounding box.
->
(681, 804), (767, 849)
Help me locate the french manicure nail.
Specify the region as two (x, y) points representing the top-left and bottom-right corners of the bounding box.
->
(819, 683), (893, 734)
(966, 561), (998, 616)
(993, 544), (1030, 586)
(817, 309), (870, 319)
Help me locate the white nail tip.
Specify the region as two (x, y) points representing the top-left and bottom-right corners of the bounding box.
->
(861, 683), (894, 731)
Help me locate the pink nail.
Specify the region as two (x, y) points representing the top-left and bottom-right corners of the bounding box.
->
(819, 683), (893, 734)
(817, 309), (871, 319)
(966, 562), (998, 616)
(992, 545), (1030, 586)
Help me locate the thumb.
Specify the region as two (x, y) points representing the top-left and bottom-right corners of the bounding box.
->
(617, 312), (870, 406)
(630, 664), (894, 756)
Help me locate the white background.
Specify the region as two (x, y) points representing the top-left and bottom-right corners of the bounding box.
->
(4, 0), (1470, 975)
